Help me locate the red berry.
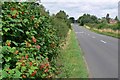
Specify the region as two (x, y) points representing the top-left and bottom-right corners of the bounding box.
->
(22, 74), (26, 78)
(11, 8), (15, 11)
(31, 70), (37, 76)
(45, 63), (49, 67)
(44, 68), (48, 73)
(29, 62), (32, 66)
(21, 62), (25, 66)
(7, 42), (11, 46)
(31, 16), (34, 19)
(13, 15), (16, 18)
(22, 12), (24, 15)
(40, 64), (45, 70)
(25, 55), (28, 59)
(32, 36), (36, 43)
(14, 50), (19, 54)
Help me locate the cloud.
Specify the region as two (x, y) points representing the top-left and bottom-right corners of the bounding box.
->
(41, 0), (119, 19)
(41, 0), (119, 3)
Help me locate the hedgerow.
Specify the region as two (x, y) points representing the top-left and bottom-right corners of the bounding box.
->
(0, 2), (69, 79)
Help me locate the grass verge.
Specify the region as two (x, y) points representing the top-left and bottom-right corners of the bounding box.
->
(56, 29), (88, 78)
(91, 29), (120, 39)
(84, 25), (120, 39)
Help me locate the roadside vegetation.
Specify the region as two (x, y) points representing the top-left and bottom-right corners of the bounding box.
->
(55, 30), (88, 78)
(77, 14), (120, 38)
(1, 1), (87, 79)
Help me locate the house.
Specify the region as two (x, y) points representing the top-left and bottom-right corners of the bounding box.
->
(109, 19), (118, 24)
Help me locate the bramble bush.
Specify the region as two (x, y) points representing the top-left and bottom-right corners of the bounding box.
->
(1, 2), (62, 79)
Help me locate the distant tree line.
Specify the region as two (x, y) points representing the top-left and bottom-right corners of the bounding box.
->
(77, 13), (119, 26)
(77, 14), (98, 26)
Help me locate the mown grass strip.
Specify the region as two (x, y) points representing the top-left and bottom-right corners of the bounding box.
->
(56, 29), (88, 78)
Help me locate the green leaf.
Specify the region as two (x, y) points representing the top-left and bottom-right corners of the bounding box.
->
(25, 73), (29, 77)
(28, 69), (34, 74)
(21, 66), (26, 72)
(4, 64), (10, 70)
(31, 66), (38, 70)
(23, 19), (28, 23)
(3, 28), (10, 32)
(0, 54), (3, 58)
(2, 70), (8, 78)
(1, 46), (8, 53)
(17, 23), (22, 27)
(12, 41), (18, 46)
(32, 31), (37, 34)
(16, 62), (22, 67)
(11, 10), (17, 16)
(5, 57), (11, 62)
(9, 69), (14, 74)
(0, 59), (3, 64)
(13, 70), (21, 78)
(9, 47), (16, 53)
(16, 28), (24, 33)
(0, 32), (3, 36)
(41, 73), (46, 78)
(52, 67), (56, 71)
(10, 24), (15, 27)
(0, 24), (2, 28)
(26, 31), (29, 35)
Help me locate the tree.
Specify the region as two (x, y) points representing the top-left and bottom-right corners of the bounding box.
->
(101, 17), (108, 23)
(55, 10), (68, 20)
(69, 17), (75, 23)
(55, 10), (71, 28)
(91, 15), (98, 23)
(77, 14), (98, 26)
(106, 13), (110, 23)
(114, 16), (119, 21)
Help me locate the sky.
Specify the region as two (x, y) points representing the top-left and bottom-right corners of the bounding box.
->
(41, 0), (119, 19)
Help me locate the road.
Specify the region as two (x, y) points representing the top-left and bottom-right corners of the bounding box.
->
(72, 24), (118, 78)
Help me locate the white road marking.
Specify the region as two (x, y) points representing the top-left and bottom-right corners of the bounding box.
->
(75, 32), (84, 34)
(100, 40), (107, 43)
(92, 36), (96, 38)
(88, 34), (90, 35)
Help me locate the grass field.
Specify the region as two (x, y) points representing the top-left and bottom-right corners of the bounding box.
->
(56, 29), (88, 78)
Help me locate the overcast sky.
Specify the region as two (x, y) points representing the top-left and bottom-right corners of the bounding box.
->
(41, 0), (119, 19)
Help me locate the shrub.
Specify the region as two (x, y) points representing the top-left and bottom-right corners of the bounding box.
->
(51, 18), (70, 40)
(50, 11), (71, 41)
(109, 23), (119, 30)
(1, 2), (60, 79)
(97, 23), (107, 29)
